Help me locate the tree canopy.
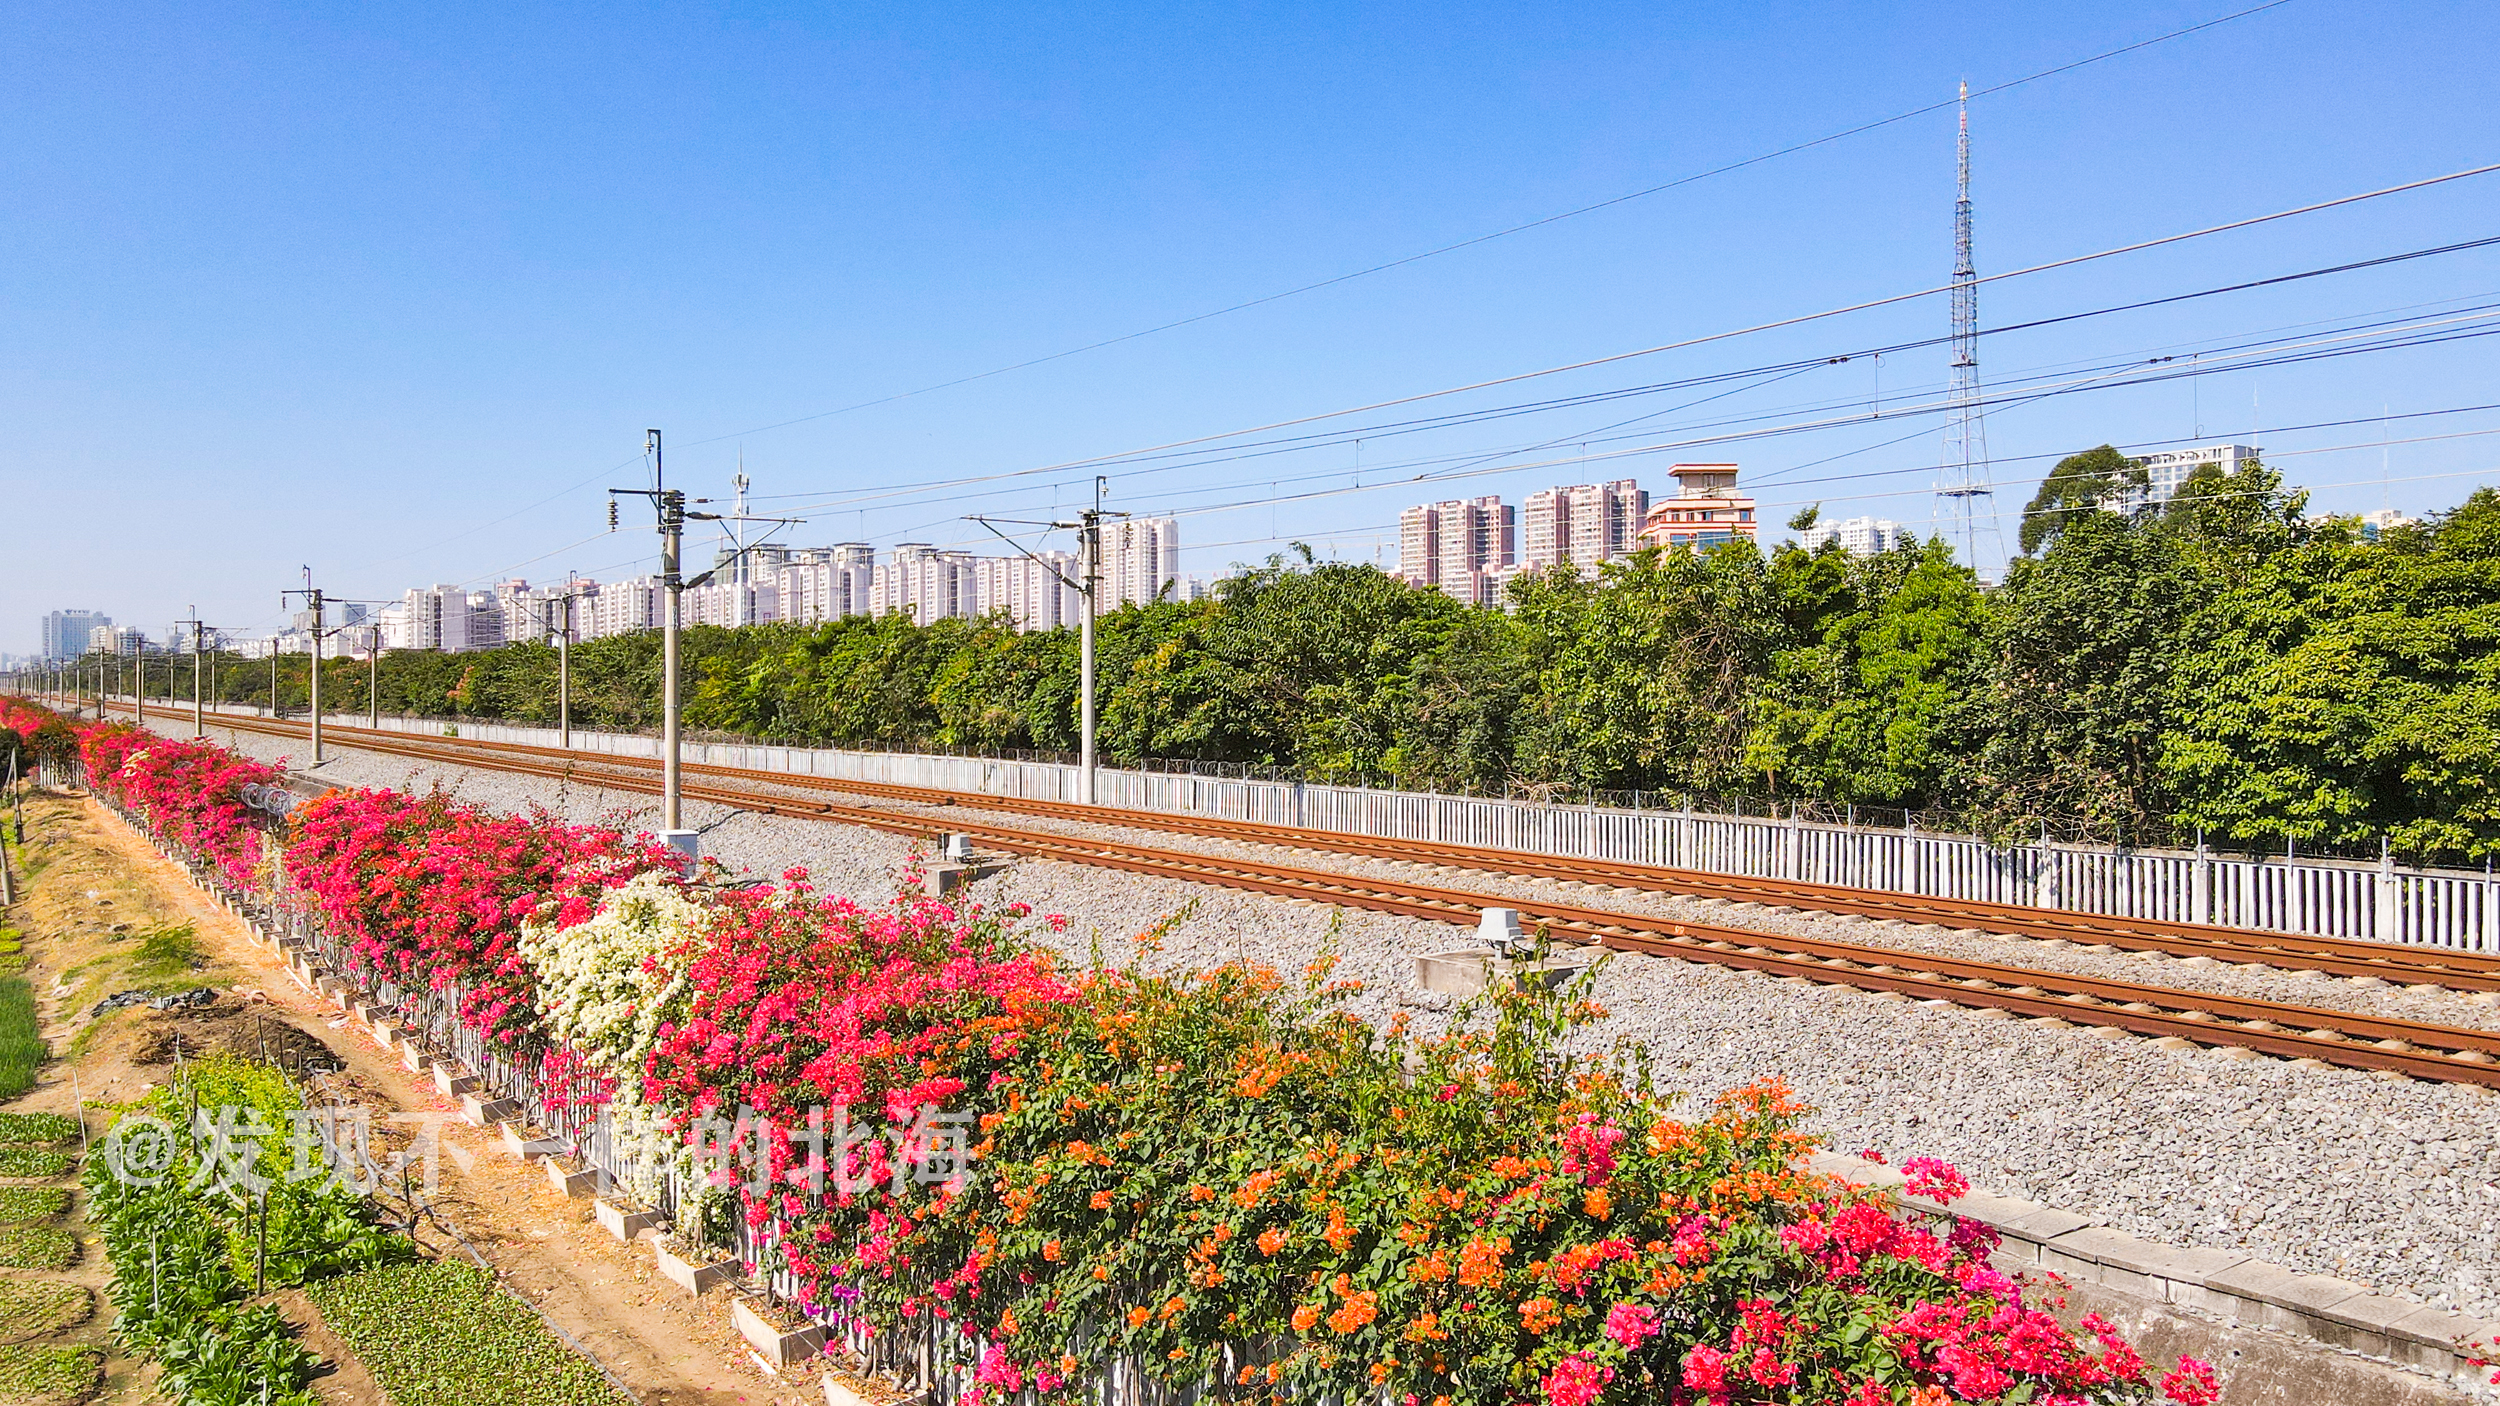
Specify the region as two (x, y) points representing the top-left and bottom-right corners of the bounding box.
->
(122, 463), (2500, 863)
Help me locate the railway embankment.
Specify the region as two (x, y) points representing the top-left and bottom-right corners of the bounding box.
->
(186, 716), (2500, 1400)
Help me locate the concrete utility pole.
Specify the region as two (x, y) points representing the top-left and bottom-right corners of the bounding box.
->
(614, 431), (692, 854)
(133, 648), (144, 727)
(612, 435), (802, 858)
(968, 474), (1123, 808)
(180, 610), (206, 739)
(555, 575), (580, 749)
(368, 626), (380, 727)
(282, 572), (327, 765)
(1078, 499), (1099, 805)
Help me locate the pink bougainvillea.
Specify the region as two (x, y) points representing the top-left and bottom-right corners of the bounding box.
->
(77, 723), (282, 888)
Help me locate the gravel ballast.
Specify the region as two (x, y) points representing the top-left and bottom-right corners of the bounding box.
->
(200, 725), (2500, 1324)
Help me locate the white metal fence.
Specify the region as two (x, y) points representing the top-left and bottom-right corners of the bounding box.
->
(163, 700), (2500, 952)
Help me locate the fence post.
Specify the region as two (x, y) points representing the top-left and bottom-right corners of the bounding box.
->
(2193, 828), (2213, 927)
(2033, 824), (2053, 909)
(2375, 840), (2400, 944)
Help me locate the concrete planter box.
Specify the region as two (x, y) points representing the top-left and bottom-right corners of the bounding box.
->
(653, 1238), (736, 1297)
(462, 1093), (521, 1127)
(545, 1158), (599, 1198)
(733, 1297), (825, 1369)
(594, 1197), (661, 1242)
(823, 1375), (905, 1406)
(399, 1042), (430, 1075)
(501, 1123), (565, 1160)
(433, 1063), (478, 1098)
(367, 1019), (398, 1051)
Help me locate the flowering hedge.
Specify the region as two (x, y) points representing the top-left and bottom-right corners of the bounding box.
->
(76, 723), (283, 888)
(285, 786), (674, 1043)
(0, 698), (75, 775)
(58, 717), (2229, 1406)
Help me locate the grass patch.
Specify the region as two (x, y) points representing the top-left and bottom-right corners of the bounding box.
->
(0, 1343), (101, 1406)
(0, 1148), (69, 1179)
(126, 925), (202, 979)
(0, 979), (40, 1101)
(0, 1281), (91, 1345)
(309, 1261), (628, 1406)
(0, 1114), (76, 1145)
(0, 1225), (74, 1271)
(0, 1186), (66, 1223)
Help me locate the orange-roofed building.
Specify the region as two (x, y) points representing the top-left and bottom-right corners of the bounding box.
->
(1635, 464), (1757, 551)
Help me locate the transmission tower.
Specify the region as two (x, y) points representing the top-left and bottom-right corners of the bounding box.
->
(1936, 81), (2004, 575)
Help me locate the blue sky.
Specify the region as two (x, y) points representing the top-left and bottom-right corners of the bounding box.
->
(7, 0), (2498, 651)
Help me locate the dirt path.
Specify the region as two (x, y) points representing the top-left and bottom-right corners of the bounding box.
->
(59, 796), (832, 1406)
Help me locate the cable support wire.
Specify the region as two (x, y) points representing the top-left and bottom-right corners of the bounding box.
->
(1115, 299), (2500, 517)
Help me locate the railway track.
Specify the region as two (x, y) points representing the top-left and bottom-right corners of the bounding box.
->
(115, 705), (2500, 1089)
(132, 705), (2500, 995)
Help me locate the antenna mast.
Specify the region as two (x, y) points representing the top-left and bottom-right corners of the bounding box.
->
(1937, 81), (2003, 574)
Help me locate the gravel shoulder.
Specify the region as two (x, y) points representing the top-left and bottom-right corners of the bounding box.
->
(214, 724), (2500, 1322)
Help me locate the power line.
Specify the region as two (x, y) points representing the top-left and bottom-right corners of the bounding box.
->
(751, 166), (2500, 516)
(811, 295), (2500, 533)
(674, 1), (2298, 451)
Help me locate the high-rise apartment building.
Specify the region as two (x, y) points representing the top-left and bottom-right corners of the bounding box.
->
(1522, 481), (1646, 571)
(2133, 443), (2260, 506)
(1101, 517), (1180, 608)
(1398, 497), (1515, 602)
(1796, 515), (1906, 556)
(776, 545), (876, 625)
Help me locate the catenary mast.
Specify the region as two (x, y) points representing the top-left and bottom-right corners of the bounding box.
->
(1937, 82), (2004, 575)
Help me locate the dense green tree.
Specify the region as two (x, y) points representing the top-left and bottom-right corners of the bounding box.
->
(1743, 537), (1986, 806)
(2164, 489), (2500, 859)
(2017, 444), (2148, 554)
(1954, 509), (2200, 841)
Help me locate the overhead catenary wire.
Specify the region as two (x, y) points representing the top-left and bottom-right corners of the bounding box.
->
(673, 1), (2300, 452)
(748, 195), (2500, 520)
(1092, 306), (2500, 527)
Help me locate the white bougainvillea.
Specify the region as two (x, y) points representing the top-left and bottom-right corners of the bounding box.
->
(519, 872), (714, 1215)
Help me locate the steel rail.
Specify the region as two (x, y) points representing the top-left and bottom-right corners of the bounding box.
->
(169, 708), (2500, 1088)
(144, 705), (2500, 993)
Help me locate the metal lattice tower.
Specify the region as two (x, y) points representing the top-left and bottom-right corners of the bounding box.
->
(1937, 81), (2004, 574)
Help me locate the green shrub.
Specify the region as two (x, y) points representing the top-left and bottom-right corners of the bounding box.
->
(0, 1224), (75, 1270)
(0, 1113), (78, 1144)
(0, 1280), (91, 1345)
(309, 1261), (628, 1406)
(0, 1343), (102, 1406)
(0, 1185), (68, 1222)
(0, 1146), (70, 1179)
(0, 979), (40, 1100)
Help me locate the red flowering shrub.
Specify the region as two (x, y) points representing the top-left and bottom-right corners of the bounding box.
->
(0, 698), (76, 775)
(284, 785), (673, 1042)
(76, 722), (282, 887)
